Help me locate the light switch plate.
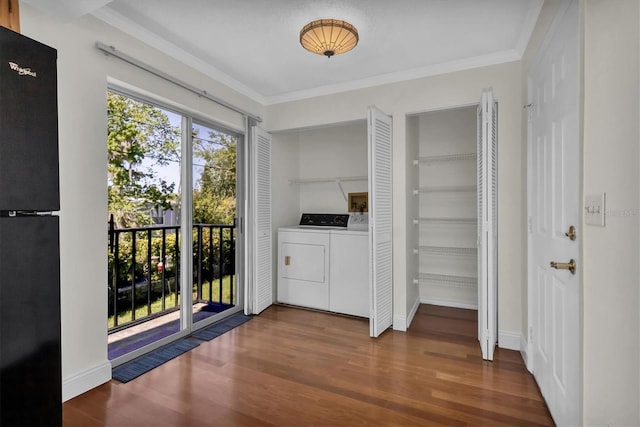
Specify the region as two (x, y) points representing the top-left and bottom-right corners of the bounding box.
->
(585, 193), (606, 227)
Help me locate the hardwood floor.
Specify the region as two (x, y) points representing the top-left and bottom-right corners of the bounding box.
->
(64, 304), (553, 426)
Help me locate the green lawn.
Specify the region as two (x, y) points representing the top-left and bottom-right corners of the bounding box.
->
(108, 276), (236, 328)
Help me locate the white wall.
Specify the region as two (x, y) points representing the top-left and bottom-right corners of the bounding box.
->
(272, 132), (301, 230)
(20, 4), (265, 400)
(296, 122), (367, 214)
(267, 60), (523, 338)
(582, 1), (640, 424)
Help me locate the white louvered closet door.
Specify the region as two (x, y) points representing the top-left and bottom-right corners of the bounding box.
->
(477, 89), (498, 360)
(251, 126), (273, 314)
(368, 106), (393, 338)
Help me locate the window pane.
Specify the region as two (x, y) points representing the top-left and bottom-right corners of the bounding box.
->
(106, 91), (182, 359)
(191, 122), (238, 323)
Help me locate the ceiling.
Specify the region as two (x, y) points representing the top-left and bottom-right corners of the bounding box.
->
(22, 0), (543, 105)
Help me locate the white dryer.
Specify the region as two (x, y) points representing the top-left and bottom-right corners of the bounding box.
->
(277, 226), (331, 310)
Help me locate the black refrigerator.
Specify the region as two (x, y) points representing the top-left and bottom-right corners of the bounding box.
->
(0, 26), (62, 426)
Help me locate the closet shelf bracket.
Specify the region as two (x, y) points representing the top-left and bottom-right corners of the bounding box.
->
(288, 176), (368, 202)
(336, 179), (347, 202)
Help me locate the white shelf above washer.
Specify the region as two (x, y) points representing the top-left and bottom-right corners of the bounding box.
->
(413, 185), (477, 195)
(413, 153), (476, 165)
(288, 176), (367, 201)
(288, 176), (368, 185)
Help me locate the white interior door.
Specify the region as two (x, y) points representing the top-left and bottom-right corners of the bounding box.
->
(528, 1), (580, 424)
(250, 125), (273, 314)
(368, 106), (393, 337)
(477, 89), (498, 360)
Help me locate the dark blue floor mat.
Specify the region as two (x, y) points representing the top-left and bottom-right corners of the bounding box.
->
(108, 303), (234, 360)
(112, 312), (251, 383)
(191, 312), (252, 341)
(112, 339), (200, 383)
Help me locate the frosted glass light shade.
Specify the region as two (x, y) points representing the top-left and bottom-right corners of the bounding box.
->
(300, 19), (359, 58)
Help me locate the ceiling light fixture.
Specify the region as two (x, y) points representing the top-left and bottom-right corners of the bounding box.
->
(300, 19), (359, 58)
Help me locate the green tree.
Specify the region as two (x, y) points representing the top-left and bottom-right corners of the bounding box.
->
(192, 131), (237, 225)
(107, 92), (180, 228)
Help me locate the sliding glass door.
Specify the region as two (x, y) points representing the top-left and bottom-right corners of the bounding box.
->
(107, 89), (243, 362)
(190, 121), (240, 328)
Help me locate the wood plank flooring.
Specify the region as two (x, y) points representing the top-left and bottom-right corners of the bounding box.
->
(64, 304), (553, 426)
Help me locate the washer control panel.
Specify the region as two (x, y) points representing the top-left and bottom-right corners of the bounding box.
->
(299, 213), (349, 228)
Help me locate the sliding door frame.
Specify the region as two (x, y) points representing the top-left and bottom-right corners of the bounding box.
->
(107, 84), (246, 365)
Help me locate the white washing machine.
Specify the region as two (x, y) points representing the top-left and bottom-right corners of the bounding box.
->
(329, 228), (369, 317)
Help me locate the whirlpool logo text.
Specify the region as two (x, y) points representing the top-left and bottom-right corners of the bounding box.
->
(8, 62), (37, 77)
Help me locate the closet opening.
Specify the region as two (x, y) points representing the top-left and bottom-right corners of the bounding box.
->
(411, 106), (478, 309)
(408, 95), (497, 359)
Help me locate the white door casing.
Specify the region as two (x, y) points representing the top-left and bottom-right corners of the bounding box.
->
(368, 106), (393, 338)
(477, 89), (498, 361)
(528, 1), (580, 425)
(251, 125), (273, 314)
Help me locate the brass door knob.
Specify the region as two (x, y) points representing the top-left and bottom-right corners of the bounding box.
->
(565, 226), (576, 241)
(550, 259), (576, 274)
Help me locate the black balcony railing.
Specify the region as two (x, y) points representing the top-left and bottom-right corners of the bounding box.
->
(107, 217), (235, 333)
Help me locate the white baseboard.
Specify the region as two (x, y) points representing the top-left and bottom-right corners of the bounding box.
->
(406, 296), (420, 329)
(498, 330), (521, 351)
(520, 335), (532, 372)
(63, 360), (112, 402)
(420, 297), (478, 310)
(392, 314), (407, 331)
(392, 295), (421, 331)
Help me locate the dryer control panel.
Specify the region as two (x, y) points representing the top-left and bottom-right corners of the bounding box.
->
(347, 213), (369, 231)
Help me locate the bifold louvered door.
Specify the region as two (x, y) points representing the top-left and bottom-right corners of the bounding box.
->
(251, 126), (272, 314)
(477, 88), (498, 360)
(368, 106), (393, 338)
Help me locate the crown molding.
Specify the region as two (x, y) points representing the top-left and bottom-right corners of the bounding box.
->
(264, 49), (521, 105)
